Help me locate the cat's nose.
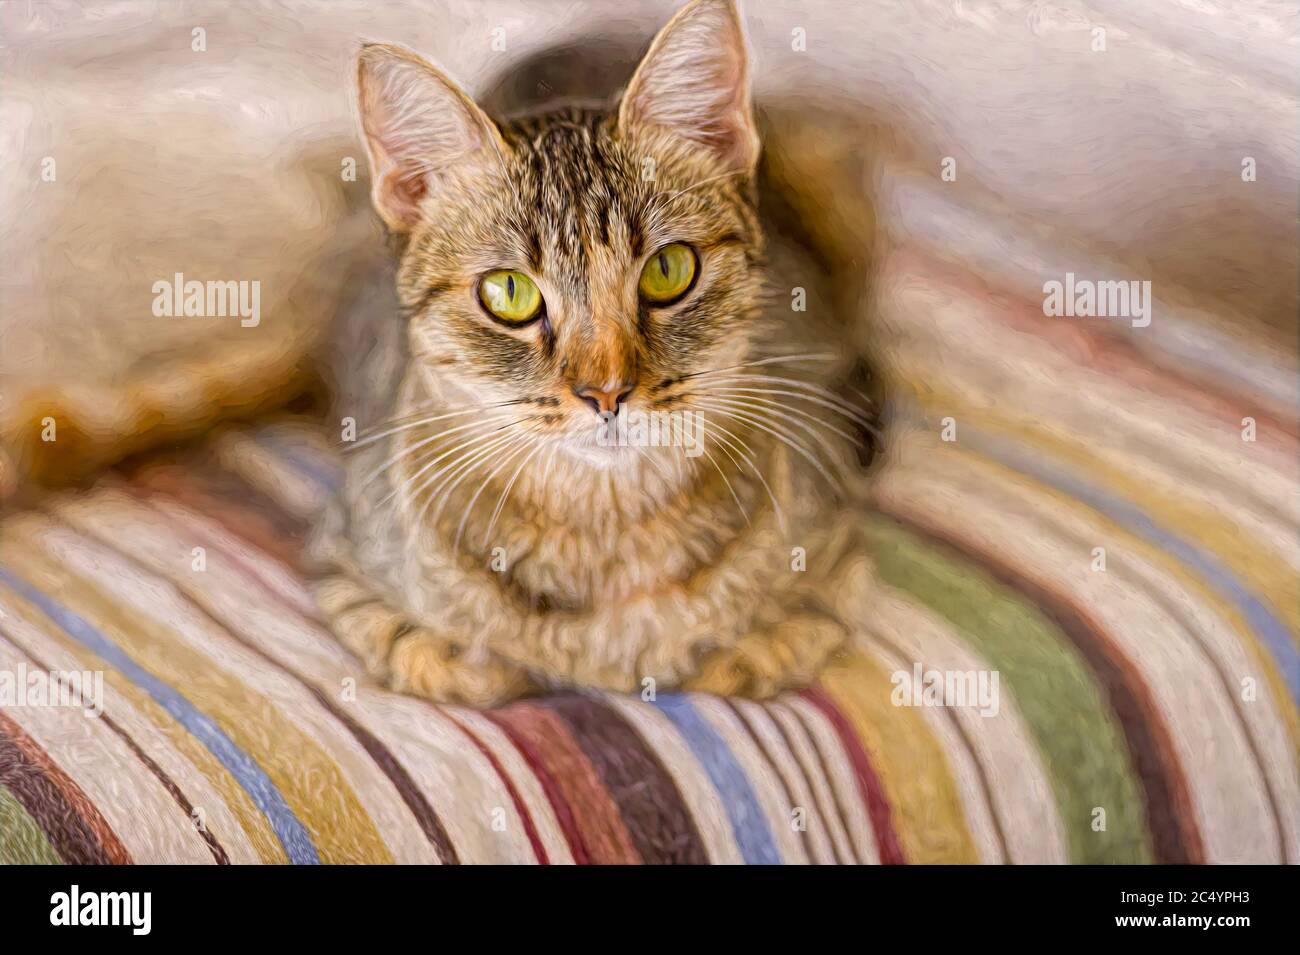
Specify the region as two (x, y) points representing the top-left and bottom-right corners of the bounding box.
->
(574, 380), (636, 416)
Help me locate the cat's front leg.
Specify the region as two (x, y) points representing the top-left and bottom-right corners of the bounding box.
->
(681, 609), (849, 700)
(680, 546), (873, 699)
(312, 571), (531, 707)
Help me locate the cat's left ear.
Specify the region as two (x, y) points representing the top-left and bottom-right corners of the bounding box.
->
(618, 0), (759, 176)
(356, 43), (508, 233)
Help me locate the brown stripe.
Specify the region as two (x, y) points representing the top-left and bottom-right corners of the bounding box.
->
(548, 694), (709, 864)
(0, 710), (128, 864)
(491, 702), (643, 864)
(721, 699), (817, 864)
(1, 628), (229, 864)
(879, 503), (1204, 864)
(50, 507), (461, 865)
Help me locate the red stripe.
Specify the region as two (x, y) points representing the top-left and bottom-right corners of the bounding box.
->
(486, 709), (590, 864)
(440, 710), (550, 864)
(492, 702), (642, 864)
(801, 687), (906, 864)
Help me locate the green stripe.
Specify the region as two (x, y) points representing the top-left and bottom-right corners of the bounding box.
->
(0, 784), (62, 864)
(865, 514), (1153, 863)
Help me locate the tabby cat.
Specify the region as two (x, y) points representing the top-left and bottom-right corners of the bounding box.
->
(308, 0), (881, 705)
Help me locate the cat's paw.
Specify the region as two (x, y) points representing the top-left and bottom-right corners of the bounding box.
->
(387, 627), (531, 707)
(682, 612), (847, 700)
(312, 572), (529, 707)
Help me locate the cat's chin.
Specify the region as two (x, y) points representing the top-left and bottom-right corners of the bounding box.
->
(561, 441), (641, 472)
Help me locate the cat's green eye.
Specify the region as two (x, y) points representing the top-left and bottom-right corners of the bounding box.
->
(478, 270), (543, 324)
(638, 243), (697, 304)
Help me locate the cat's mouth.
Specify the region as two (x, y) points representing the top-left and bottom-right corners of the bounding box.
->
(556, 417), (643, 470)
(564, 441), (640, 471)
(544, 404), (708, 479)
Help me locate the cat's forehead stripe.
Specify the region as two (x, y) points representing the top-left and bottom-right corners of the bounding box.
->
(505, 110), (637, 305)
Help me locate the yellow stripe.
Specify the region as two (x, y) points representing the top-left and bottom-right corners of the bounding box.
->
(1, 531), (393, 864)
(0, 566), (285, 863)
(911, 432), (1300, 751)
(820, 653), (980, 863)
(902, 378), (1300, 644)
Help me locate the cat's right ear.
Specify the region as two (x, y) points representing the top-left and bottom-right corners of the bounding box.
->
(355, 43), (507, 233)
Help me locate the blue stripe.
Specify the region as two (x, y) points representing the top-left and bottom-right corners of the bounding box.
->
(962, 427), (1300, 704)
(0, 567), (321, 863)
(654, 694), (782, 864)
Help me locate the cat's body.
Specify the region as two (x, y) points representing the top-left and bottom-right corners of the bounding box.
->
(307, 0), (882, 704)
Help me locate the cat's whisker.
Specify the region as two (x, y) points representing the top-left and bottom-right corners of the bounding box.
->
(352, 400), (513, 441)
(670, 352), (836, 385)
(480, 438), (547, 548)
(699, 442), (749, 527)
(715, 384), (887, 444)
(706, 387), (870, 438)
(698, 376), (874, 424)
(454, 437), (539, 554)
(697, 395), (849, 461)
(538, 440), (562, 490)
(423, 433), (525, 519)
(352, 396), (446, 433)
(654, 168), (747, 204)
(715, 370), (876, 404)
(689, 400), (843, 492)
(348, 402), (521, 450)
(380, 436), (500, 541)
(699, 422), (744, 474)
(423, 431), (530, 530)
(631, 443), (672, 485)
(699, 420), (786, 534)
(703, 391), (861, 446)
(484, 128), (531, 216)
(394, 428), (524, 539)
(716, 376), (887, 442)
(375, 420), (518, 511)
(358, 412), (516, 490)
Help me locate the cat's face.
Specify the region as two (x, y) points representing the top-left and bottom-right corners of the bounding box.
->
(398, 111), (762, 467)
(357, 0), (762, 472)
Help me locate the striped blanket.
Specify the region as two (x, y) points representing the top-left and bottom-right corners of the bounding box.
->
(0, 254), (1295, 864)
